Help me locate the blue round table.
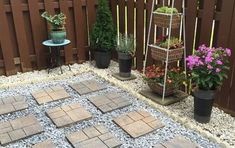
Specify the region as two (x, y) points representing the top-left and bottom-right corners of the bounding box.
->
(42, 39), (71, 74)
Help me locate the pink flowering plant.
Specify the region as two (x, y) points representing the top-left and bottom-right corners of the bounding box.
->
(186, 45), (231, 90)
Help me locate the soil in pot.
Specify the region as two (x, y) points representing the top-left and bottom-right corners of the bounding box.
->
(118, 52), (132, 77)
(94, 51), (111, 69)
(193, 89), (216, 123)
(50, 30), (66, 44)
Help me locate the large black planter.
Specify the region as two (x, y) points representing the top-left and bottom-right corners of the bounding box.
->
(193, 89), (216, 123)
(94, 51), (111, 69)
(118, 52), (132, 77)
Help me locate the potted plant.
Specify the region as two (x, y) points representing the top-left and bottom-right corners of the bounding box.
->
(116, 33), (135, 77)
(151, 36), (184, 62)
(90, 0), (116, 69)
(41, 12), (66, 44)
(186, 45), (231, 123)
(153, 6), (181, 28)
(144, 65), (185, 96)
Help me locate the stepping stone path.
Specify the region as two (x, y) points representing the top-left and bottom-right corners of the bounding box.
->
(66, 125), (122, 148)
(32, 139), (56, 148)
(32, 86), (70, 105)
(89, 93), (132, 113)
(0, 115), (43, 145)
(154, 136), (198, 148)
(113, 110), (164, 138)
(70, 80), (106, 95)
(46, 103), (92, 128)
(0, 95), (28, 115)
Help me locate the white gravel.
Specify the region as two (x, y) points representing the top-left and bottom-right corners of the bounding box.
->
(0, 61), (234, 148)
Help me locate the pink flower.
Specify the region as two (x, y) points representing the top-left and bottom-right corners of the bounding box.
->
(225, 48), (231, 56)
(207, 65), (213, 70)
(216, 68), (221, 73)
(205, 56), (213, 63)
(216, 60), (223, 65)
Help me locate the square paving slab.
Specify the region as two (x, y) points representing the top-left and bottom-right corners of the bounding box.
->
(0, 95), (28, 115)
(88, 93), (132, 113)
(46, 103), (92, 128)
(31, 86), (70, 105)
(70, 80), (106, 95)
(140, 89), (188, 106)
(112, 73), (137, 81)
(113, 110), (164, 138)
(0, 115), (43, 145)
(154, 136), (198, 148)
(32, 139), (56, 148)
(66, 125), (122, 148)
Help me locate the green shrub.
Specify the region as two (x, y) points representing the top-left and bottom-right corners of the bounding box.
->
(90, 0), (116, 52)
(116, 34), (135, 55)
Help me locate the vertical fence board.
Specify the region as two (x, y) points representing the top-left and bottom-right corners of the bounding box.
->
(28, 0), (47, 69)
(127, 0), (134, 35)
(74, 0), (87, 63)
(136, 0), (145, 70)
(11, 0), (32, 72)
(118, 0), (126, 34)
(185, 0), (197, 55)
(59, 0), (73, 64)
(87, 0), (96, 33)
(110, 0), (117, 26)
(197, 0), (216, 46)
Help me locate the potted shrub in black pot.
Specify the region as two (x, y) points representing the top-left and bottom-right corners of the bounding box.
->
(41, 12), (66, 44)
(186, 45), (231, 123)
(116, 34), (135, 77)
(90, 0), (116, 69)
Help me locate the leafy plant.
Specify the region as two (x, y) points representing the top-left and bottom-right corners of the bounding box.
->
(186, 45), (231, 90)
(156, 36), (183, 49)
(144, 65), (186, 88)
(116, 33), (135, 55)
(41, 12), (66, 31)
(155, 6), (178, 14)
(90, 0), (116, 52)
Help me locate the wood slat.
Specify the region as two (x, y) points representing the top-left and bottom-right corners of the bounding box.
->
(197, 0), (216, 46)
(118, 0), (126, 34)
(136, 0), (145, 70)
(28, 0), (47, 69)
(59, 0), (73, 64)
(10, 0), (32, 72)
(0, 1), (16, 75)
(87, 0), (96, 33)
(110, 0), (117, 26)
(185, 0), (197, 55)
(73, 0), (87, 63)
(127, 0), (134, 35)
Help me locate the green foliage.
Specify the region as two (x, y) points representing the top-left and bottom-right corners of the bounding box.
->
(41, 12), (66, 30)
(158, 37), (183, 49)
(116, 33), (135, 55)
(90, 0), (116, 52)
(155, 6), (178, 14)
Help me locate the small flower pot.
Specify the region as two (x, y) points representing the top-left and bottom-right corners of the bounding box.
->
(118, 52), (132, 77)
(153, 12), (181, 28)
(50, 30), (66, 44)
(193, 89), (216, 123)
(148, 82), (174, 97)
(94, 51), (111, 69)
(151, 45), (184, 62)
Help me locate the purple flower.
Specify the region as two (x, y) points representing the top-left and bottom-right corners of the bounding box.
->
(216, 68), (221, 73)
(216, 60), (223, 65)
(207, 64), (213, 70)
(225, 48), (231, 56)
(205, 56), (213, 63)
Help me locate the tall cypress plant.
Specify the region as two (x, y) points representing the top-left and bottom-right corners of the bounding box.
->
(90, 0), (116, 52)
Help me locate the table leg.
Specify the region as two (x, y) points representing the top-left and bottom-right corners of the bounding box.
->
(57, 46), (63, 74)
(48, 47), (52, 74)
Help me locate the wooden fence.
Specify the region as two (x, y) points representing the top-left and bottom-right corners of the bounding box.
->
(0, 0), (235, 116)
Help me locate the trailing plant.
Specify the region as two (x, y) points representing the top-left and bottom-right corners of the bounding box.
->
(186, 45), (231, 90)
(41, 12), (66, 31)
(116, 33), (135, 56)
(156, 36), (183, 49)
(90, 0), (116, 52)
(155, 6), (178, 14)
(144, 65), (186, 88)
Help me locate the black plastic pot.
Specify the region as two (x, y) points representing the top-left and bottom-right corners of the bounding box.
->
(193, 89), (216, 123)
(94, 51), (111, 69)
(118, 52), (132, 77)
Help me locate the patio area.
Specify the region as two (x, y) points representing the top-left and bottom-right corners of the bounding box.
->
(0, 62), (234, 148)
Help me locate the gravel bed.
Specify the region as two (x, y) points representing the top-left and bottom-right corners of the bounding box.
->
(0, 71), (220, 148)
